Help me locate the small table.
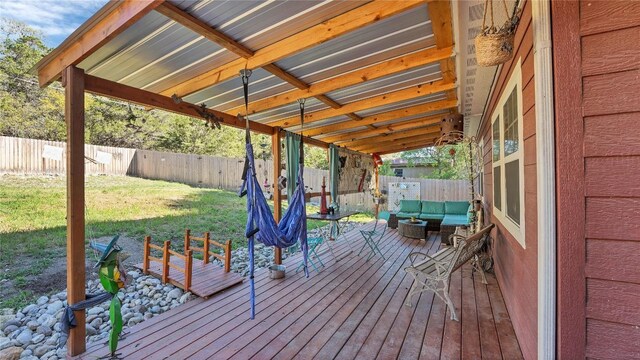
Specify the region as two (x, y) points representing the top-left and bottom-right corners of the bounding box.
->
(307, 210), (359, 261)
(398, 219), (428, 239)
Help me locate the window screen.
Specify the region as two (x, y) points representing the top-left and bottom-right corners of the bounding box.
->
(503, 89), (519, 156)
(493, 166), (501, 211)
(492, 118), (500, 162)
(505, 160), (520, 224)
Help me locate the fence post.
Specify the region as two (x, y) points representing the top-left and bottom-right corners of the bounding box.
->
(203, 232), (210, 264)
(185, 250), (193, 291)
(224, 240), (232, 273)
(143, 236), (151, 274)
(162, 240), (171, 284)
(184, 229), (190, 255)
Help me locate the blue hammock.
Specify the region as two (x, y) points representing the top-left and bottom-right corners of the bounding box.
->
(238, 69), (309, 319)
(239, 141), (308, 319)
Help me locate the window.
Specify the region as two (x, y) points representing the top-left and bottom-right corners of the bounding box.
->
(394, 168), (403, 177)
(491, 59), (525, 247)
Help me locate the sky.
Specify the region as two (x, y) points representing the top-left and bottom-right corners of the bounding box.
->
(0, 0), (108, 47)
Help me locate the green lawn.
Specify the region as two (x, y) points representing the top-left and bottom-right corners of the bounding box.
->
(0, 175), (373, 308)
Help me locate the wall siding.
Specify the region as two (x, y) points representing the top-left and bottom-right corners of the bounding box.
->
(554, 0), (640, 358)
(477, 1), (538, 359)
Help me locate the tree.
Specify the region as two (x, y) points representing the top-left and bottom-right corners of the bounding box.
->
(401, 143), (472, 180)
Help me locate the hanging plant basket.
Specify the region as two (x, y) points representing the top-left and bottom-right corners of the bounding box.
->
(475, 0), (521, 67)
(475, 32), (515, 66)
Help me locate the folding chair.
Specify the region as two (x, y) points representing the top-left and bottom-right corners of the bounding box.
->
(358, 211), (390, 261)
(296, 237), (325, 273)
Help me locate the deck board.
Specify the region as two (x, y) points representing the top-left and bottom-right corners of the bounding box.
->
(78, 222), (523, 360)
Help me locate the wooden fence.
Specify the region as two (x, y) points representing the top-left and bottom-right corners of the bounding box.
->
(0, 136), (136, 175)
(0, 136), (468, 211)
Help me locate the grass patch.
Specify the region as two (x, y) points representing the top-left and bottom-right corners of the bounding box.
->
(0, 175), (373, 308)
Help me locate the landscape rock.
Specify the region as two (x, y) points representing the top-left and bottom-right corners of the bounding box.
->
(35, 298), (48, 307)
(15, 330), (31, 346)
(44, 302), (62, 316)
(0, 346), (22, 360)
(0, 338), (10, 350)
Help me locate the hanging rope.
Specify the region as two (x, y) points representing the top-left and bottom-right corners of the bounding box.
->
(298, 98), (306, 163)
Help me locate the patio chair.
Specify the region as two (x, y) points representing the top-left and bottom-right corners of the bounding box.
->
(404, 224), (494, 321)
(358, 211), (390, 261)
(296, 237), (325, 273)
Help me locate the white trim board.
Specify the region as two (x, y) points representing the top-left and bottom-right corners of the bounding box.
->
(532, 0), (557, 358)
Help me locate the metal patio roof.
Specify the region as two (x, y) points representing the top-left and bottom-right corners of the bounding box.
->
(36, 0), (460, 155)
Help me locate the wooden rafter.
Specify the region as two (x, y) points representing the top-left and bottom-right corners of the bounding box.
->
(225, 46), (453, 116)
(269, 80), (456, 128)
(323, 114), (443, 144)
(159, 0), (425, 98)
(355, 135), (440, 153)
(427, 0), (457, 109)
(303, 99), (457, 137)
(156, 2), (254, 58)
(353, 133), (438, 151)
(340, 126), (441, 148)
(157, 2), (359, 120)
(36, 0), (163, 86)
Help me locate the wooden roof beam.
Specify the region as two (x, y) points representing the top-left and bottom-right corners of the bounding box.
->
(427, 0), (457, 111)
(225, 46), (453, 115)
(322, 114), (443, 144)
(303, 99), (457, 137)
(270, 80), (456, 128)
(159, 0), (426, 98)
(354, 135), (439, 153)
(352, 133), (438, 151)
(157, 2), (359, 122)
(84, 74), (272, 134)
(340, 126), (441, 148)
(36, 0), (164, 87)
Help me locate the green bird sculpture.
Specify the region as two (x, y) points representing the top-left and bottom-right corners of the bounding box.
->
(90, 235), (128, 358)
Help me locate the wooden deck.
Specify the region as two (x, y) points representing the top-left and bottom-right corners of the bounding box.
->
(79, 222), (522, 359)
(134, 258), (244, 298)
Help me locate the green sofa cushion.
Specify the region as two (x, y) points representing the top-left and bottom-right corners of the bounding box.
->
(397, 211), (420, 219)
(445, 201), (470, 215)
(441, 214), (469, 226)
(399, 200), (421, 213)
(420, 201), (445, 214)
(419, 213), (445, 221)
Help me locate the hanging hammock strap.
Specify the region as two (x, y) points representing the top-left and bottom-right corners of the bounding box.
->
(298, 98), (305, 164)
(239, 69), (252, 186)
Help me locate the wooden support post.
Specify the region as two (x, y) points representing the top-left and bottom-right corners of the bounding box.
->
(162, 240), (171, 284)
(224, 240), (232, 272)
(185, 250), (193, 291)
(64, 65), (86, 357)
(375, 166), (380, 217)
(184, 229), (190, 255)
(143, 236), (151, 274)
(203, 232), (210, 264)
(272, 128), (283, 265)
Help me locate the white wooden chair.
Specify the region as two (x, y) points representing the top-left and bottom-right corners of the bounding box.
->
(404, 224), (494, 321)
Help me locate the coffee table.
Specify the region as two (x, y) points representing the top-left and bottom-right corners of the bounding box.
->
(398, 219), (428, 239)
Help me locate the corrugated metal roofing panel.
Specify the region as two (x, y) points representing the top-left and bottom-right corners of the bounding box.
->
(325, 63), (442, 104)
(354, 93), (449, 117)
(183, 68), (295, 110)
(173, 0), (368, 50)
(273, 4), (434, 84)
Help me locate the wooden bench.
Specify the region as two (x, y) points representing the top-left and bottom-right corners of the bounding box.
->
(404, 224), (494, 321)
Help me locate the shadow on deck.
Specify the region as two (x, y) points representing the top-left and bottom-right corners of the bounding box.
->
(79, 222), (523, 359)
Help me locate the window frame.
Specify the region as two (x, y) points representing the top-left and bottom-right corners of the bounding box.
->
(491, 59), (526, 248)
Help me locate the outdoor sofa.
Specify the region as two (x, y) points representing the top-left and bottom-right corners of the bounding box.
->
(394, 200), (472, 243)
